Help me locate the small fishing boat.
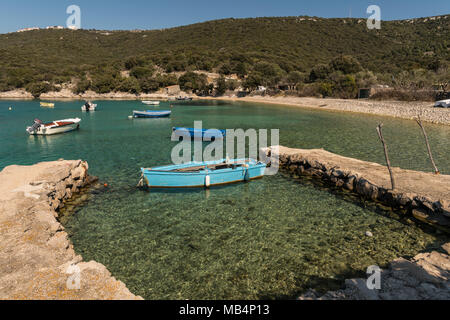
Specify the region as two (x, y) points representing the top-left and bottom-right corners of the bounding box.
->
(133, 110), (171, 118)
(140, 158), (266, 188)
(142, 101), (160, 105)
(172, 127), (226, 140)
(26, 118), (81, 135)
(176, 96), (193, 101)
(81, 101), (97, 111)
(435, 99), (450, 108)
(40, 102), (55, 108)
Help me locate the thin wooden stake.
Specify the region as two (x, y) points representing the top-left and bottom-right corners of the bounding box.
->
(376, 124), (396, 190)
(416, 115), (440, 175)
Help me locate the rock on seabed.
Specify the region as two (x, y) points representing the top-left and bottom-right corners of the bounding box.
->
(263, 146), (450, 300)
(0, 160), (142, 300)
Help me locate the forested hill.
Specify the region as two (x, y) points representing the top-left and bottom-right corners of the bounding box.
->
(0, 15), (448, 97)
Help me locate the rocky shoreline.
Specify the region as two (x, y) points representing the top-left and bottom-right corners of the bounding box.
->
(0, 89), (173, 100)
(0, 160), (142, 300)
(1, 89), (448, 126)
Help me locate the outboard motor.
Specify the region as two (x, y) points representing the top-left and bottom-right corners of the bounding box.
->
(27, 119), (42, 134)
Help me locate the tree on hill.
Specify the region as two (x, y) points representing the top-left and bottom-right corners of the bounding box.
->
(329, 55), (362, 74)
(215, 76), (227, 96)
(178, 72), (208, 94)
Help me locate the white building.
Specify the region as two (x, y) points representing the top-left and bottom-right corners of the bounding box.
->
(17, 27), (39, 32)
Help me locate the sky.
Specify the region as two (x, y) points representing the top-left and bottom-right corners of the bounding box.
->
(0, 0), (449, 34)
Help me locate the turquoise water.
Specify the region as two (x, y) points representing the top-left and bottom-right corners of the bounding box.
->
(1, 100), (449, 299)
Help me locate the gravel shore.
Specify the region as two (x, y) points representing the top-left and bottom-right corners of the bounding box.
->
(200, 96), (450, 126)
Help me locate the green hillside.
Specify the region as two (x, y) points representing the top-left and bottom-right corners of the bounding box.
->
(0, 15), (448, 98)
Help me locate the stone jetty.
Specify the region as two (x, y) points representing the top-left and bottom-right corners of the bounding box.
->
(264, 146), (450, 300)
(264, 146), (450, 232)
(0, 160), (142, 300)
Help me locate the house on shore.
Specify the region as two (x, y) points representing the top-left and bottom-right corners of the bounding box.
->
(358, 85), (390, 99)
(165, 85), (181, 96)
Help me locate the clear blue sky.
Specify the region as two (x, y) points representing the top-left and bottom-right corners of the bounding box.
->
(0, 0), (448, 33)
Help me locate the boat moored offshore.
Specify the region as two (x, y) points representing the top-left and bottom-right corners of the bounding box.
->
(133, 110), (171, 118)
(26, 118), (81, 135)
(142, 101), (160, 105)
(81, 101), (97, 111)
(176, 96), (193, 101)
(140, 158), (266, 188)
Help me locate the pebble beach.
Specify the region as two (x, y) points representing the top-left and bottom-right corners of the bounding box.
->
(200, 96), (450, 126)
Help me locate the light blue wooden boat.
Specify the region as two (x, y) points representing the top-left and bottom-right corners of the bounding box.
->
(133, 110), (171, 118)
(140, 158), (266, 188)
(172, 127), (226, 140)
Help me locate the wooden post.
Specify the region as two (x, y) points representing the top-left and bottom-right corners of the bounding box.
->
(416, 116), (440, 175)
(376, 124), (396, 190)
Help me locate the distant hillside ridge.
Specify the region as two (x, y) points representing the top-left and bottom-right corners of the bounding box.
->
(0, 15), (448, 98)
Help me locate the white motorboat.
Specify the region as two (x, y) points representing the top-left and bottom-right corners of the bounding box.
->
(26, 118), (81, 135)
(434, 99), (450, 108)
(81, 102), (97, 111)
(142, 101), (160, 105)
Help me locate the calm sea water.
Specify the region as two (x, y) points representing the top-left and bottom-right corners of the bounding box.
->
(1, 99), (449, 299)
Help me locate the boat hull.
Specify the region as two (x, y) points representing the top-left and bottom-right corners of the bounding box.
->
(133, 110), (171, 118)
(435, 99), (450, 108)
(27, 118), (81, 135)
(141, 159), (266, 188)
(142, 101), (160, 105)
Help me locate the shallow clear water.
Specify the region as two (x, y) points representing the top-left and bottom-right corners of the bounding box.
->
(1, 100), (448, 299)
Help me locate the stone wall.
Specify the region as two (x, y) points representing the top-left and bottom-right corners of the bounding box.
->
(0, 160), (142, 300)
(264, 146), (450, 232)
(262, 146), (450, 300)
